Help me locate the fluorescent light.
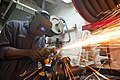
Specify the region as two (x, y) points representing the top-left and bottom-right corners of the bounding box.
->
(62, 0), (72, 3)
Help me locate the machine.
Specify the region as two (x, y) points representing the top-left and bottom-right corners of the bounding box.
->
(1, 0), (120, 80)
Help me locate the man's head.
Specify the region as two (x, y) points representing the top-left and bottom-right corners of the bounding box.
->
(29, 11), (52, 36)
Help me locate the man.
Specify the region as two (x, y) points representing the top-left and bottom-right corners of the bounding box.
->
(0, 11), (52, 80)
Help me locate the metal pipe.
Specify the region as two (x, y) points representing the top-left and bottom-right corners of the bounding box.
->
(2, 0), (38, 19)
(56, 66), (82, 77)
(14, 0), (37, 12)
(1, 0), (14, 19)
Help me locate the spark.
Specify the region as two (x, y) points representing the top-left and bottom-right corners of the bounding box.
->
(62, 18), (120, 50)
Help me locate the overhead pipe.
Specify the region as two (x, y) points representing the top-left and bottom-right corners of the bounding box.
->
(2, 0), (38, 19)
(1, 0), (14, 19)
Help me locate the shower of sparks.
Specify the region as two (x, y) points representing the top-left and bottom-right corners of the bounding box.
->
(62, 18), (120, 50)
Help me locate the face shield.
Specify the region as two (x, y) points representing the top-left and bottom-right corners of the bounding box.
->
(29, 11), (52, 36)
(38, 25), (50, 33)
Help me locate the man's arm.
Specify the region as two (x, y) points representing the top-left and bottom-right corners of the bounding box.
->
(5, 47), (30, 59)
(4, 47), (45, 62)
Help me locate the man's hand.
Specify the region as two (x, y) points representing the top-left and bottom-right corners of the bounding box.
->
(29, 48), (50, 62)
